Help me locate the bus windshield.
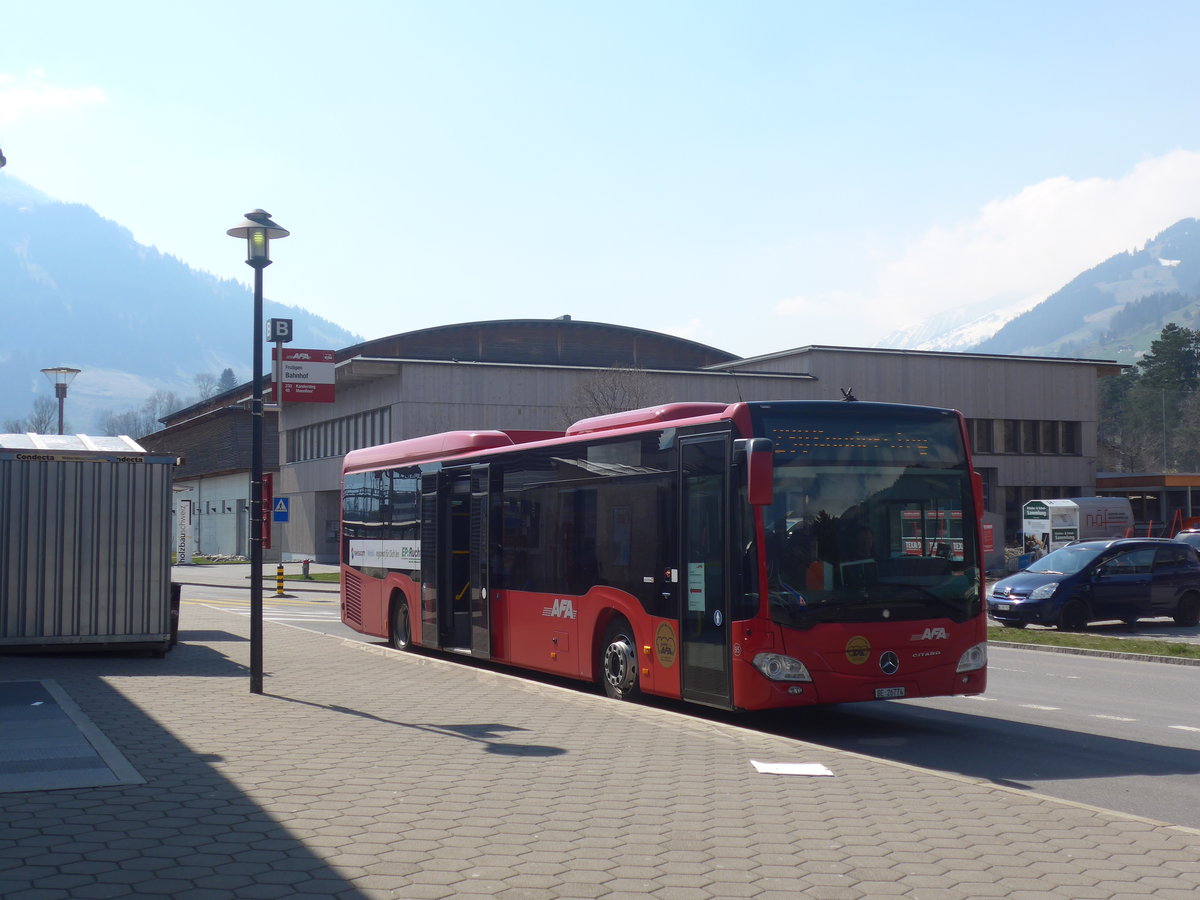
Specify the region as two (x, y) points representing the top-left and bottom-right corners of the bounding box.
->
(752, 405), (980, 627)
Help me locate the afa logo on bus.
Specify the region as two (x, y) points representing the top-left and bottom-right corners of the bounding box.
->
(542, 598), (577, 619)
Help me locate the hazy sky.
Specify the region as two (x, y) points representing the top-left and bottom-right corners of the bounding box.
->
(4, 1), (1200, 359)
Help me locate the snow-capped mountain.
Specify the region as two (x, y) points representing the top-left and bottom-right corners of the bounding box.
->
(875, 218), (1200, 361)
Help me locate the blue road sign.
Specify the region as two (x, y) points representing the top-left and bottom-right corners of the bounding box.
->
(272, 497), (290, 523)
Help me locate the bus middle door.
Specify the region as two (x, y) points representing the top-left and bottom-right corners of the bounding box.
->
(439, 465), (496, 656)
(679, 434), (732, 708)
(423, 465), (494, 657)
(467, 463), (493, 659)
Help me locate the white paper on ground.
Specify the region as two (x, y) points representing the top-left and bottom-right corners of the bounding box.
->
(750, 760), (834, 776)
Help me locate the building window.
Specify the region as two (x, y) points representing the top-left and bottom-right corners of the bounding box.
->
(287, 407), (393, 463)
(1040, 421), (1059, 455)
(1003, 420), (1019, 454)
(968, 419), (994, 454)
(1021, 421), (1039, 454)
(986, 418), (1082, 457)
(1061, 421), (1079, 455)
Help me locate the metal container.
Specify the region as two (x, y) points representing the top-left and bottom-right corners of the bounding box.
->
(0, 434), (177, 652)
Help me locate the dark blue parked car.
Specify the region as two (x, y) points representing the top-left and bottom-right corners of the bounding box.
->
(989, 538), (1200, 630)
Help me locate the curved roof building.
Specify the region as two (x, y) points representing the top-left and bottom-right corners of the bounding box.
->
(337, 317), (740, 369)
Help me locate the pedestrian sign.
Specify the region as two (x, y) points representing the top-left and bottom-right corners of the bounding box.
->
(272, 497), (289, 523)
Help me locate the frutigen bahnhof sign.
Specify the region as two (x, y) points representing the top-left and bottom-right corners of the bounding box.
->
(271, 348), (335, 403)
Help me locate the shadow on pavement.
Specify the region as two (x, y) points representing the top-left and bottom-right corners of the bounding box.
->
(740, 701), (1200, 788)
(0, 653), (370, 899)
(266, 692), (568, 757)
(1, 632), (251, 677)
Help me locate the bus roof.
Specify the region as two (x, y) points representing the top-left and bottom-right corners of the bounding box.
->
(566, 402), (735, 436)
(342, 403), (746, 473)
(340, 400), (961, 474)
(344, 429), (563, 472)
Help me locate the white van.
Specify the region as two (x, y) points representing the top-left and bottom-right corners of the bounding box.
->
(1021, 497), (1134, 557)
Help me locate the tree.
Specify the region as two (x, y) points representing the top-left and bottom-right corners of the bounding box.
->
(3, 396), (59, 434)
(194, 372), (218, 400)
(1172, 391), (1200, 471)
(1098, 323), (1200, 472)
(1136, 323), (1200, 390)
(96, 390), (185, 438)
(1137, 324), (1200, 471)
(1097, 370), (1137, 470)
(218, 367), (238, 392)
(562, 365), (661, 427)
(96, 409), (146, 437)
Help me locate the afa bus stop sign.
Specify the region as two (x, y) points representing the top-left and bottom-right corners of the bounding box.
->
(272, 498), (289, 523)
(271, 348), (335, 403)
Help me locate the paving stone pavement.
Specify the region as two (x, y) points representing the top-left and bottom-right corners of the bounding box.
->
(2, 601), (1199, 900)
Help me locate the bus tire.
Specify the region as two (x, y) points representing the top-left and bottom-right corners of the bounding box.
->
(390, 596), (412, 651)
(1057, 598), (1089, 632)
(1174, 592), (1200, 627)
(600, 618), (640, 701)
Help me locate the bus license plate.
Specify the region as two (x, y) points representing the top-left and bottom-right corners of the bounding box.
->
(875, 687), (905, 699)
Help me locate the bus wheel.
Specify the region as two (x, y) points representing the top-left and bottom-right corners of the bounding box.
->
(390, 597), (412, 650)
(1057, 599), (1089, 632)
(600, 619), (640, 701)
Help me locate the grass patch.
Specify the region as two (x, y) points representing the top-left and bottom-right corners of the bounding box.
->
(278, 572), (340, 584)
(171, 555), (250, 565)
(990, 627), (1200, 659)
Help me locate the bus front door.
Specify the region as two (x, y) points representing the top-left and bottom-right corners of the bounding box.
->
(679, 435), (732, 708)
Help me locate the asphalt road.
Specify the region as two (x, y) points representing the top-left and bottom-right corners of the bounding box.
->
(181, 585), (1200, 830)
(751, 646), (1200, 830)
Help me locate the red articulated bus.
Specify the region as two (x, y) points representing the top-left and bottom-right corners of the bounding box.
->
(340, 400), (987, 710)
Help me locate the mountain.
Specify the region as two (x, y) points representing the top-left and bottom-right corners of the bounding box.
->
(970, 219), (1200, 359)
(878, 218), (1200, 362)
(0, 175), (361, 432)
(878, 296), (1031, 353)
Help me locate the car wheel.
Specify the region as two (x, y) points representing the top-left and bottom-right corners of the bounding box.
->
(1174, 592), (1200, 628)
(1057, 598), (1089, 632)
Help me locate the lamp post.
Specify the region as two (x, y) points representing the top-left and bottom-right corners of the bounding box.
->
(40, 367), (82, 435)
(227, 209), (289, 694)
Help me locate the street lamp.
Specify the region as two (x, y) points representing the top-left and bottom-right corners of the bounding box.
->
(40, 366), (82, 435)
(226, 209), (289, 694)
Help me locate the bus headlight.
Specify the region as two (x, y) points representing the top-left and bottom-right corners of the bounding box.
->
(956, 642), (987, 673)
(753, 653), (813, 682)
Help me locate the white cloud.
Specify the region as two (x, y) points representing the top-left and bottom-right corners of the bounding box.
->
(661, 317), (707, 345)
(0, 71), (106, 125)
(776, 150), (1200, 345)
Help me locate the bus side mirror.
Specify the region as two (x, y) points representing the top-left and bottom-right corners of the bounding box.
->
(745, 438), (773, 506)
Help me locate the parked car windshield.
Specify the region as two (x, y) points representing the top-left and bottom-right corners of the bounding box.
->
(1026, 544), (1103, 575)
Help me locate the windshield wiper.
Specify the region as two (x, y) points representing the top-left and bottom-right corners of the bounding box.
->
(871, 582), (975, 616)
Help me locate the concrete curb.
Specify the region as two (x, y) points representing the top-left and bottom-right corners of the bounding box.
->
(992, 639), (1200, 666)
